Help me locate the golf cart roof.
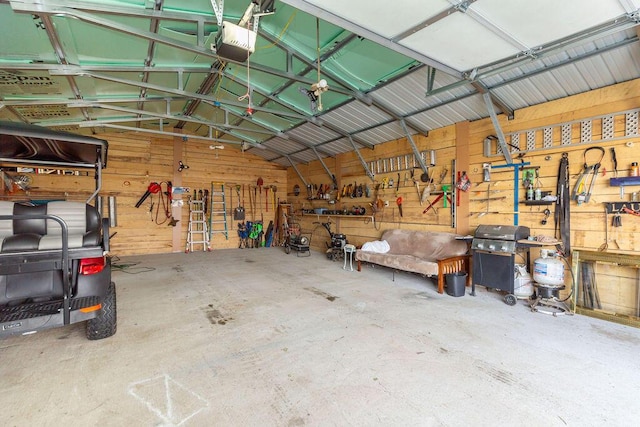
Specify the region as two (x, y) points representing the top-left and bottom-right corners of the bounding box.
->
(0, 121), (108, 169)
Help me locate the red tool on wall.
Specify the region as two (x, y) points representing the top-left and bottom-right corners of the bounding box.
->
(396, 196), (403, 217)
(422, 193), (450, 214)
(135, 182), (161, 208)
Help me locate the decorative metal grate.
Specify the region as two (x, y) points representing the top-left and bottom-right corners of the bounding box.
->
(485, 108), (640, 157)
(543, 127), (553, 148)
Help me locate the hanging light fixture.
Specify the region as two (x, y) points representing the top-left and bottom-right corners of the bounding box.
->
(299, 18), (329, 112)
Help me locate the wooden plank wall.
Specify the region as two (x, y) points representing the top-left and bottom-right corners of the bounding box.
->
(465, 80), (640, 316)
(5, 131), (287, 256)
(286, 125), (460, 252)
(286, 79), (640, 315)
(3, 79), (639, 315)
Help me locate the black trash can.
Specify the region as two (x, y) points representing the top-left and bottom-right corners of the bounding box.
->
(445, 272), (467, 297)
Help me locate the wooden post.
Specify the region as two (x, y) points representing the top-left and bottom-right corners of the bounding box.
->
(455, 121), (470, 234)
(172, 130), (184, 252)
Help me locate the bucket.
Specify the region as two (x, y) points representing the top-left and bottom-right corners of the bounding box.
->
(445, 272), (467, 297)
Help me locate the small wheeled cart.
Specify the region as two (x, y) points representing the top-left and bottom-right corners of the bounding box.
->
(284, 232), (311, 256)
(283, 219), (311, 257)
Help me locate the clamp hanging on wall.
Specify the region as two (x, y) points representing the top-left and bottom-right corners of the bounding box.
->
(571, 146), (605, 204)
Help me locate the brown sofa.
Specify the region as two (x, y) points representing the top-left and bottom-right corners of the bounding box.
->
(356, 229), (471, 294)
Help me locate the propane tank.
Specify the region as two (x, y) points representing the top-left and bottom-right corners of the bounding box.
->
(533, 249), (565, 286)
(514, 264), (533, 298)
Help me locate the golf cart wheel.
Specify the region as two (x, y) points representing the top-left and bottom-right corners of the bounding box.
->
(86, 281), (117, 340)
(504, 294), (517, 306)
(285, 244), (291, 254)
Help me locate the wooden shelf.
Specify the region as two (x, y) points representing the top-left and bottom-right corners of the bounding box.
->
(517, 239), (562, 247)
(301, 212), (375, 221)
(522, 200), (554, 206)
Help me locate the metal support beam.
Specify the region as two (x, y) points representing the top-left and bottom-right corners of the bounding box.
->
(259, 30), (371, 102)
(209, 0), (224, 25)
(482, 92), (513, 164)
(9, 0), (217, 24)
(400, 119), (429, 176)
(38, 15), (90, 122)
(465, 5), (532, 54)
(136, 0), (164, 126)
(78, 123), (246, 145)
(347, 136), (374, 181)
(0, 62), (213, 73)
(426, 66), (436, 94)
(1, 96), (186, 105)
(489, 36), (638, 91)
(374, 99), (431, 137)
(278, 0), (463, 78)
(51, 69), (310, 120)
(65, 103), (282, 137)
(471, 81), (514, 120)
(425, 13), (640, 99)
(311, 146), (336, 184)
(9, 3), (332, 89)
(391, 0), (479, 43)
(286, 156), (308, 187)
(259, 29), (431, 136)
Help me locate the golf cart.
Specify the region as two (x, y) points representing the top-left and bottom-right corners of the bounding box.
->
(0, 121), (116, 340)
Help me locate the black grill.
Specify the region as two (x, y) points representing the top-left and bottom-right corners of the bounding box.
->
(471, 225), (530, 301)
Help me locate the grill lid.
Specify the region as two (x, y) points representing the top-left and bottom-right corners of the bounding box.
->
(474, 225), (530, 241)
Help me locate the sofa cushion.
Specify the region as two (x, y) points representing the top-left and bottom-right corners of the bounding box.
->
(356, 251), (439, 276)
(380, 229), (467, 261)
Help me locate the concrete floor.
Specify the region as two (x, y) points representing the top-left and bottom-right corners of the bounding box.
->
(1, 248), (639, 426)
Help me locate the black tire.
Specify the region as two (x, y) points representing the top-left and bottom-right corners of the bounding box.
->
(504, 294), (517, 306)
(86, 281), (117, 340)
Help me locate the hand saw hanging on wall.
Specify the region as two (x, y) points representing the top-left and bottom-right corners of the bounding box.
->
(571, 146), (605, 204)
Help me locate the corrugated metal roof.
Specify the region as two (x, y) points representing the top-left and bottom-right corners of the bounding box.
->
(286, 122), (340, 145)
(321, 138), (353, 155)
(320, 102), (392, 134)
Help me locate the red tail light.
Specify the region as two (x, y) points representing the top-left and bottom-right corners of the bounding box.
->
(79, 257), (106, 275)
